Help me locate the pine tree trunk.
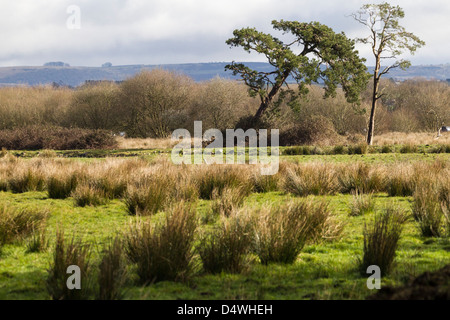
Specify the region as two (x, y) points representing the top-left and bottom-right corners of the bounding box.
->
(252, 71), (290, 124)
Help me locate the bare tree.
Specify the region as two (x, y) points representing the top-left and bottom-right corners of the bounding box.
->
(351, 2), (425, 145)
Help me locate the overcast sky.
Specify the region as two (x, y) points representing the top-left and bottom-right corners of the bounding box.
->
(0, 0), (448, 67)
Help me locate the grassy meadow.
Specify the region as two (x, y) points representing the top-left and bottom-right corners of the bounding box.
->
(0, 138), (449, 300)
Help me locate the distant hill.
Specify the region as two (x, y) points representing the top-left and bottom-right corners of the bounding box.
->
(0, 63), (448, 87)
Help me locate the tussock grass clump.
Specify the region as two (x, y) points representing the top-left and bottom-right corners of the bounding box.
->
(46, 230), (93, 300)
(211, 186), (247, 217)
(93, 177), (128, 200)
(124, 170), (199, 216)
(72, 185), (108, 207)
(8, 168), (46, 193)
(124, 177), (171, 216)
(438, 177), (450, 210)
(400, 144), (418, 154)
(283, 146), (303, 156)
(194, 166), (251, 200)
(171, 174), (200, 203)
(0, 176), (7, 192)
(26, 226), (49, 253)
(48, 174), (79, 199)
(381, 145), (393, 154)
(332, 145), (348, 155)
(360, 206), (407, 277)
(430, 144), (450, 154)
(125, 202), (198, 284)
(96, 238), (127, 300)
(338, 163), (385, 194)
(412, 181), (446, 237)
(0, 205), (48, 246)
(283, 164), (338, 196)
(197, 212), (253, 274)
(252, 200), (340, 265)
(251, 172), (280, 193)
(283, 146), (322, 156)
(350, 191), (375, 217)
(348, 143), (368, 155)
(386, 172), (414, 197)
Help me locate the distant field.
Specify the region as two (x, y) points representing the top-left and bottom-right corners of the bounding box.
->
(0, 149), (448, 300)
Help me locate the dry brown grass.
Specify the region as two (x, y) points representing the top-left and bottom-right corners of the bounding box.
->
(373, 132), (450, 146)
(117, 131), (450, 150)
(210, 186), (248, 217)
(282, 163), (338, 196)
(197, 211), (253, 274)
(116, 137), (178, 150)
(124, 202), (198, 284)
(0, 205), (48, 246)
(252, 200), (343, 265)
(360, 205), (408, 276)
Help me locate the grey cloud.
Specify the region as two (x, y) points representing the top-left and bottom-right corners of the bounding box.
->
(0, 0), (448, 67)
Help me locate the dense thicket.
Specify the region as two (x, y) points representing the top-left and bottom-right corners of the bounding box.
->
(0, 126), (117, 150)
(0, 69), (448, 146)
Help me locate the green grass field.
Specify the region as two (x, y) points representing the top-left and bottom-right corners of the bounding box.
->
(0, 151), (449, 300)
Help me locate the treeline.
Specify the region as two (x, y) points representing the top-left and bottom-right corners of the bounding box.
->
(0, 69), (448, 146)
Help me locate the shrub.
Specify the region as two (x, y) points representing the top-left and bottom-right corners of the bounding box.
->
(96, 238), (127, 300)
(46, 230), (93, 300)
(67, 81), (119, 131)
(360, 206), (407, 277)
(252, 200), (339, 265)
(0, 126), (117, 150)
(117, 69), (193, 138)
(0, 205), (48, 246)
(279, 115), (343, 146)
(197, 212), (252, 274)
(350, 191), (375, 217)
(125, 202), (198, 284)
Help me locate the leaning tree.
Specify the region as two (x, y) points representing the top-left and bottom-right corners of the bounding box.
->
(225, 20), (370, 125)
(351, 3), (425, 145)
